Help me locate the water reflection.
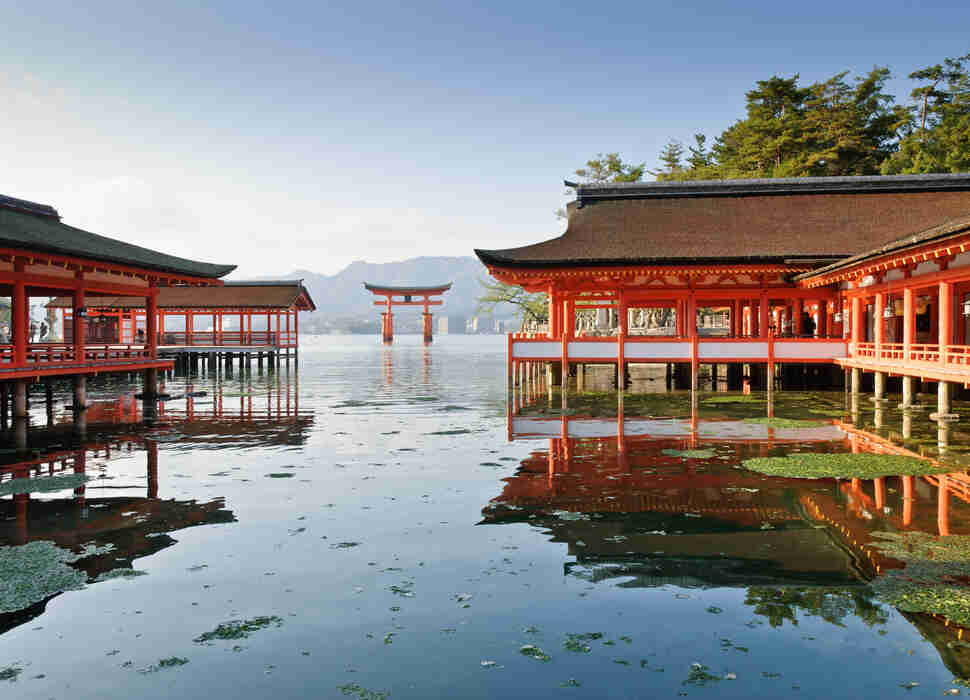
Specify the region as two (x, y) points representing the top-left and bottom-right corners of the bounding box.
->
(0, 369), (314, 642)
(493, 413), (970, 681)
(0, 437), (235, 637)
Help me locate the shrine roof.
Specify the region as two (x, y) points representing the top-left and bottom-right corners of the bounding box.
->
(48, 280), (315, 311)
(476, 173), (970, 269)
(0, 194), (235, 280)
(363, 282), (452, 294)
(795, 213), (970, 282)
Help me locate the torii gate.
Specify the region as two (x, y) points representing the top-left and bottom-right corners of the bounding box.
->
(364, 282), (452, 344)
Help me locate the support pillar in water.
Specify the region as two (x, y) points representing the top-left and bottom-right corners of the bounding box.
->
(143, 367), (159, 399)
(873, 371), (886, 402)
(13, 380), (27, 420)
(851, 367), (861, 395)
(900, 375), (915, 408)
(381, 312), (393, 344)
(932, 380), (958, 420)
(422, 313), (433, 344)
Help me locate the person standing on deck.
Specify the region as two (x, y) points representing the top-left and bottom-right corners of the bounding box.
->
(39, 320), (48, 340)
(29, 320), (37, 342)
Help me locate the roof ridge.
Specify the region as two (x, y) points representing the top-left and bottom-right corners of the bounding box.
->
(0, 194), (59, 218)
(569, 173), (970, 201)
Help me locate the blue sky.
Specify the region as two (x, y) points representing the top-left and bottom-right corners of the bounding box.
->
(1, 0), (968, 276)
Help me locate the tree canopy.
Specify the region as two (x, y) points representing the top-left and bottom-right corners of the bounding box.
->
(648, 55), (969, 180)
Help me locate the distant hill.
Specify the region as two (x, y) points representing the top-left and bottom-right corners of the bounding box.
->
(260, 256), (513, 332)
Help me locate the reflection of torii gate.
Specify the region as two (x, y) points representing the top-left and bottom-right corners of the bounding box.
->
(364, 282), (452, 344)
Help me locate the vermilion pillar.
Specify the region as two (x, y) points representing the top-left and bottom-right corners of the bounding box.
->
(851, 296), (863, 348)
(422, 312), (433, 344)
(874, 292), (885, 357)
(903, 287), (914, 360)
(146, 291), (158, 357)
(793, 297), (803, 337)
(940, 281), (953, 365)
(73, 282), (85, 363)
(11, 261), (26, 366)
(749, 298), (759, 337)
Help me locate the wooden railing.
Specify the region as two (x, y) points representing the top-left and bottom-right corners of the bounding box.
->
(160, 331), (295, 347)
(0, 343), (153, 367)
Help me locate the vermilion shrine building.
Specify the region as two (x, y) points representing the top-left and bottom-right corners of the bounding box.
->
(49, 280), (315, 369)
(0, 193), (233, 432)
(476, 173), (970, 414)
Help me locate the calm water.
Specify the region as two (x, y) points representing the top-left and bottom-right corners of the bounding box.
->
(2, 335), (970, 698)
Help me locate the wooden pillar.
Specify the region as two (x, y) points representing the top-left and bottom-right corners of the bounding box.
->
(146, 291), (158, 357)
(759, 291), (769, 339)
(11, 262), (26, 366)
(793, 297), (803, 337)
(564, 297), (575, 339)
(903, 286), (914, 362)
(422, 312), (433, 344)
(730, 300), (738, 337)
(902, 376), (915, 408)
(850, 296), (862, 351)
(817, 300), (828, 338)
(939, 281), (953, 366)
(617, 290), (627, 393)
(874, 292), (885, 359)
(13, 380), (27, 419)
(72, 279), (85, 364)
(749, 298), (759, 338)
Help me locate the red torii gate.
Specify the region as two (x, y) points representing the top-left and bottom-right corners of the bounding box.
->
(364, 282), (452, 344)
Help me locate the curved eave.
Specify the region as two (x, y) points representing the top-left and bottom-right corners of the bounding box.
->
(476, 248), (838, 269)
(363, 282), (452, 294)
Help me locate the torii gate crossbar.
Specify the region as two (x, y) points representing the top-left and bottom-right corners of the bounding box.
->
(364, 282), (452, 344)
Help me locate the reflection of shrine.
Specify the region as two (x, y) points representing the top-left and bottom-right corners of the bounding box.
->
(485, 430), (866, 587)
(0, 436), (235, 636)
(53, 378), (313, 448)
(491, 416), (970, 673)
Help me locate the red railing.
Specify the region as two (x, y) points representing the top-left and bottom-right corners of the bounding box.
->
(0, 343), (153, 368)
(160, 331), (295, 347)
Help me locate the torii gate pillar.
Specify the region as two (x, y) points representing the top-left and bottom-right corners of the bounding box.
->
(423, 313), (433, 344)
(382, 311), (394, 344)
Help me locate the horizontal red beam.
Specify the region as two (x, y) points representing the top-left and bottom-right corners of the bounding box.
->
(373, 301), (443, 307)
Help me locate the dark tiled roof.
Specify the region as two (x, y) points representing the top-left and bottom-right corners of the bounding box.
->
(476, 174), (970, 268)
(796, 214), (970, 281)
(363, 282), (452, 293)
(0, 195), (235, 279)
(48, 281), (315, 311)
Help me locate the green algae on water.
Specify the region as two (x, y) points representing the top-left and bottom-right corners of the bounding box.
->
(0, 541), (111, 614)
(563, 632), (602, 653)
(741, 453), (940, 479)
(0, 473), (91, 497)
(742, 417), (826, 428)
(94, 568), (148, 582)
(139, 657), (189, 674)
(662, 448), (717, 459)
(870, 532), (970, 626)
(519, 644), (551, 661)
(338, 683), (389, 700)
(193, 616), (283, 644)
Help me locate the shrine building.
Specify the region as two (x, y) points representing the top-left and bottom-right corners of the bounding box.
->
(476, 173), (970, 413)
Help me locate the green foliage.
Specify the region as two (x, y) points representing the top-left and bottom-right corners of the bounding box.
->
(477, 278), (547, 328)
(741, 452), (940, 479)
(572, 152), (645, 184)
(0, 473), (90, 498)
(646, 54), (967, 180)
